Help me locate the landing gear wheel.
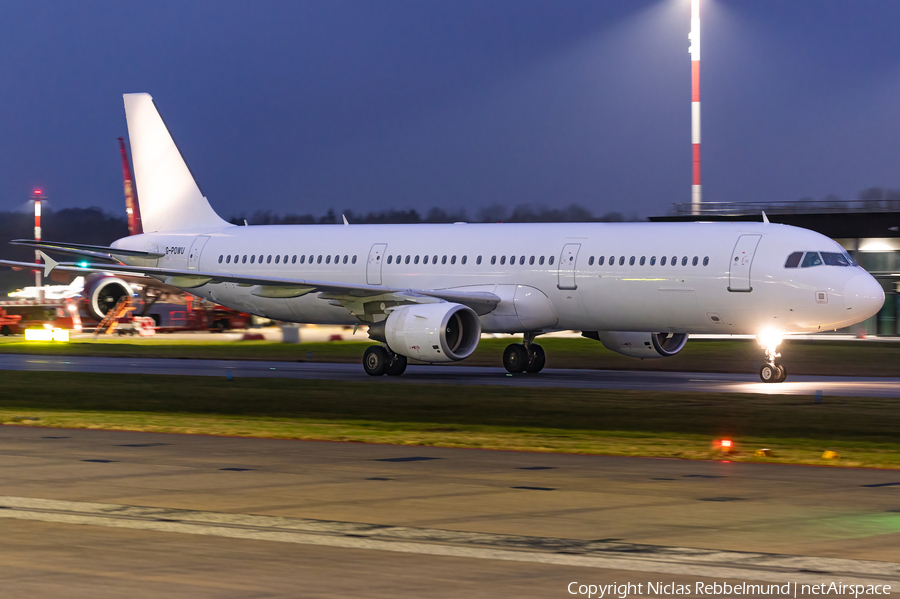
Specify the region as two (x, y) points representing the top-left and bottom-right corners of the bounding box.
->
(525, 344), (546, 373)
(363, 346), (389, 376)
(774, 363), (787, 383)
(759, 364), (777, 383)
(503, 343), (528, 373)
(385, 354), (408, 376)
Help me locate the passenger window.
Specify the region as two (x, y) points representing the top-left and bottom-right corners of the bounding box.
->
(307, 255), (313, 263)
(218, 255), (223, 263)
(387, 255), (393, 265)
(442, 256), (447, 265)
(703, 256), (709, 266)
(352, 255), (357, 264)
(598, 256), (605, 266)
(325, 255), (330, 264)
(671, 256), (677, 265)
(692, 256), (698, 266)
(275, 255), (281, 264)
(500, 256), (506, 265)
(784, 252), (803, 268)
(451, 255), (456, 265)
(539, 256), (545, 265)
(343, 255), (348, 264)
(298, 255), (303, 264)
(681, 256), (688, 266)
(475, 256), (481, 265)
(588, 256), (594, 266)
(629, 256), (635, 266)
(549, 256), (555, 265)
(510, 255), (515, 265)
(461, 256), (467, 265)
(801, 252), (823, 268)
(251, 255), (257, 264)
(639, 256), (645, 266)
(660, 256), (666, 266)
(414, 255), (420, 264)
(226, 255), (231, 264)
(405, 255), (410, 264)
(432, 256), (438, 265)
(316, 255), (322, 264)
(291, 255), (297, 264)
(242, 255), (247, 263)
(649, 256), (656, 266)
(519, 256), (525, 265)
(529, 256), (535, 265)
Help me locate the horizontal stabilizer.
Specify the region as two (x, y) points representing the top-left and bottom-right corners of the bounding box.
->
(10, 240), (164, 260)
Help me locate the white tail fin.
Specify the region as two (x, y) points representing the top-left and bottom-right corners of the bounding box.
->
(123, 93), (229, 233)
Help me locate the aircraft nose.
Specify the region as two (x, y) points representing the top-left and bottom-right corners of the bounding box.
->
(844, 273), (885, 320)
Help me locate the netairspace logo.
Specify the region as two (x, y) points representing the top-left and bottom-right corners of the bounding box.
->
(567, 581), (892, 598)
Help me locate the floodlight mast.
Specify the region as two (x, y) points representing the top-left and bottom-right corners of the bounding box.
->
(32, 189), (43, 293)
(689, 0), (701, 215)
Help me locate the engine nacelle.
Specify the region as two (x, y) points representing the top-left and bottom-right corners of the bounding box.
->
(369, 302), (481, 363)
(84, 274), (135, 320)
(587, 331), (689, 359)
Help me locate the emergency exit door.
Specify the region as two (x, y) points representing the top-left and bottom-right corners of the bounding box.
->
(728, 234), (761, 292)
(187, 236), (209, 270)
(367, 243), (387, 285)
(557, 243), (581, 290)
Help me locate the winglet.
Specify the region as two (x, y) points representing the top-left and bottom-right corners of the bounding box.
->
(342, 214), (349, 226)
(762, 211), (770, 224)
(38, 251), (58, 276)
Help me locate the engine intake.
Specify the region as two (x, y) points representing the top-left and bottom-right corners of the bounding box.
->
(369, 302), (481, 363)
(84, 274), (134, 320)
(584, 331), (689, 359)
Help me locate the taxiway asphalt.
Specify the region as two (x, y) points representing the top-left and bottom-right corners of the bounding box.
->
(1, 353), (898, 397)
(1, 427), (900, 597)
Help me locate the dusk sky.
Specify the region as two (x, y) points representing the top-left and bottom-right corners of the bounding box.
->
(1, 1), (898, 220)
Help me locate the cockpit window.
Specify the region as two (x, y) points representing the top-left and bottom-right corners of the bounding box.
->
(800, 252), (823, 268)
(784, 252), (803, 268)
(821, 252), (851, 266)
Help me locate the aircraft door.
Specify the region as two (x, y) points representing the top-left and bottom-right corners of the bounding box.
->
(188, 236), (210, 270)
(728, 234), (762, 292)
(367, 243), (387, 285)
(557, 243), (581, 290)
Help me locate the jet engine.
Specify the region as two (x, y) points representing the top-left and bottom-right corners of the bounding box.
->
(84, 274), (135, 320)
(584, 331), (689, 359)
(368, 302), (481, 363)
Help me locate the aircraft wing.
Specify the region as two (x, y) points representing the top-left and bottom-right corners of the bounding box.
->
(9, 239), (164, 261)
(0, 255), (501, 315)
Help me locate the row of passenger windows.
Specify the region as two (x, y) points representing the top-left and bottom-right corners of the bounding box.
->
(218, 253), (711, 268)
(219, 254), (358, 265)
(587, 255), (709, 267)
(386, 254), (557, 266)
(784, 251), (856, 268)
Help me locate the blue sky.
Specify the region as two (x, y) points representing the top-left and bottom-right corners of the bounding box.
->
(1, 0), (898, 219)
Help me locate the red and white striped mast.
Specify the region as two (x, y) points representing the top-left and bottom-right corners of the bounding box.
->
(32, 189), (43, 291)
(689, 0), (701, 214)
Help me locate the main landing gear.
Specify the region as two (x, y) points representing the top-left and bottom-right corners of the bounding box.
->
(757, 332), (787, 383)
(363, 345), (407, 377)
(502, 333), (545, 374)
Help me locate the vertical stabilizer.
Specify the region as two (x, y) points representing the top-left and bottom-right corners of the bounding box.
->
(123, 93), (229, 233)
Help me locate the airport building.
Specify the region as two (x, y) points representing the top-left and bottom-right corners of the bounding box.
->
(652, 199), (900, 337)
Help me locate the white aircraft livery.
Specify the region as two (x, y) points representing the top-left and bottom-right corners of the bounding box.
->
(2, 94), (885, 382)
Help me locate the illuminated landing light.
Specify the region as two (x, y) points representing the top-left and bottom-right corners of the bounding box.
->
(757, 330), (782, 353)
(713, 439), (735, 454)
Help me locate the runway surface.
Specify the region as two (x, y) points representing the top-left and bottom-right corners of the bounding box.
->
(1, 353), (899, 397)
(2, 427), (900, 597)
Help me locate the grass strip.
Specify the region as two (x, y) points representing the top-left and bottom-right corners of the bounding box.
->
(1, 371), (899, 468)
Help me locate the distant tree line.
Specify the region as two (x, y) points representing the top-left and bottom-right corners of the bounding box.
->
(227, 203), (632, 226)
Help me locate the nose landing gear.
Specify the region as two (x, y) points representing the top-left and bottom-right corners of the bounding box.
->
(757, 333), (787, 383)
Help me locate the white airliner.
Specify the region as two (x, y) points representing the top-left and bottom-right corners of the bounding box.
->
(8, 277), (84, 300)
(2, 94), (885, 382)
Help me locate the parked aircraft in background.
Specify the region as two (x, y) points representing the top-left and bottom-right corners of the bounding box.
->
(8, 277), (85, 300)
(0, 94), (885, 381)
